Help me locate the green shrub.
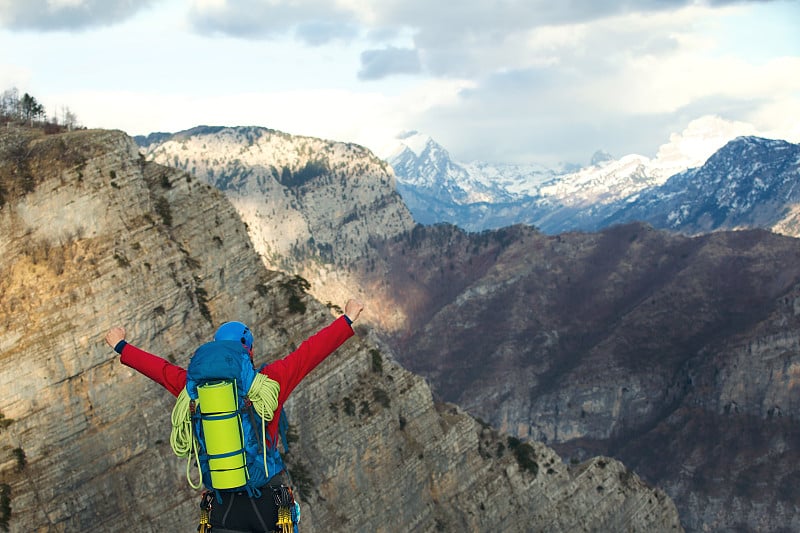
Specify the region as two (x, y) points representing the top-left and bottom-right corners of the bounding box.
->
(281, 275), (310, 314)
(12, 448), (25, 471)
(343, 397), (356, 416)
(0, 413), (13, 431)
(508, 437), (538, 476)
(113, 252), (130, 268)
(369, 349), (383, 374)
(287, 294), (306, 314)
(194, 285), (212, 323)
(0, 483), (10, 532)
(326, 301), (343, 314)
(154, 196), (172, 226)
(496, 442), (505, 458)
(373, 388), (391, 409)
(288, 461), (314, 498)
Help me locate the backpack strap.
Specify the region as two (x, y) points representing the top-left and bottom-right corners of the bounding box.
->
(278, 408), (290, 453)
(256, 364), (291, 471)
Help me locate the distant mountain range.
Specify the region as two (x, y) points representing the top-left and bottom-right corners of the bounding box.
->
(387, 130), (800, 237)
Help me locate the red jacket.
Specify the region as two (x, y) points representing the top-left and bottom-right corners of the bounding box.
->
(119, 315), (354, 444)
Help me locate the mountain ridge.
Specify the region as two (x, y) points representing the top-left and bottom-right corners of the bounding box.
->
(388, 128), (800, 237)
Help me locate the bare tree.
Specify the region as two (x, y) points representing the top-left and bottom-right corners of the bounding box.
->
(60, 105), (80, 131)
(0, 87), (21, 122)
(1, 88), (80, 131)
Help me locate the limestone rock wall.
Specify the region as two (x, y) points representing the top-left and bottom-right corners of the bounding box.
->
(142, 127), (417, 332)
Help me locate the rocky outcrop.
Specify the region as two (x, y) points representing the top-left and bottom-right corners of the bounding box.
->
(0, 127), (681, 531)
(139, 126), (417, 331)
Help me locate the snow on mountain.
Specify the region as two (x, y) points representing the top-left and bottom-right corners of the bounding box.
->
(603, 136), (800, 235)
(387, 131), (555, 204)
(648, 115), (760, 182)
(385, 116), (780, 234)
(388, 131), (514, 206)
(461, 160), (556, 198)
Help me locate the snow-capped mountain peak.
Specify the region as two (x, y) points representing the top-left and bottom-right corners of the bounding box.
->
(394, 130), (434, 158)
(385, 117), (798, 235)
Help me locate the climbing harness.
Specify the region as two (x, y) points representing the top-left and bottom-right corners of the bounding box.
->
(198, 491), (214, 533)
(273, 485), (299, 533)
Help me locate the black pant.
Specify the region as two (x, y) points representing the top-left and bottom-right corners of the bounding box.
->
(207, 472), (289, 533)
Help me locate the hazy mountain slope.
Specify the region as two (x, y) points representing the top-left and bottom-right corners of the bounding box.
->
(0, 127), (681, 532)
(373, 222), (800, 532)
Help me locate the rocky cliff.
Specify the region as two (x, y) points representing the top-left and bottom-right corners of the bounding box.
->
(372, 222), (800, 532)
(139, 126), (417, 332)
(0, 127), (681, 532)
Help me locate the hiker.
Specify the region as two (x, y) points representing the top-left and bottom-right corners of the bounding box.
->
(104, 298), (364, 533)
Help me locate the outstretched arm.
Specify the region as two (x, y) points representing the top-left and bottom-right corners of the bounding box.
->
(104, 327), (127, 352)
(344, 299), (364, 324)
(105, 326), (187, 397)
(264, 299), (363, 400)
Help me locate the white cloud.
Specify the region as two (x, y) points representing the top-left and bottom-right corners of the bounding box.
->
(0, 64), (30, 90)
(1, 0), (796, 167)
(654, 115), (759, 165)
(0, 0), (159, 30)
(57, 78), (472, 157)
(47, 0), (85, 8)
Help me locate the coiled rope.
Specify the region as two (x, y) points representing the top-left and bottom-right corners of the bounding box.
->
(170, 388), (202, 488)
(247, 373), (280, 480)
(248, 373), (280, 423)
(169, 374), (281, 489)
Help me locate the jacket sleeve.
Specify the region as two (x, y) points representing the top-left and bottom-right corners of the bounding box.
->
(262, 315), (354, 403)
(119, 343), (187, 397)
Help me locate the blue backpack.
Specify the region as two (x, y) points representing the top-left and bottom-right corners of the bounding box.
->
(184, 340), (287, 499)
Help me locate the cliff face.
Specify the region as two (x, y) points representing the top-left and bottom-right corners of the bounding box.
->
(371, 223), (800, 532)
(140, 126), (417, 331)
(0, 127), (681, 532)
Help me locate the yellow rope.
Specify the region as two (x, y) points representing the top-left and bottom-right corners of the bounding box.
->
(248, 373), (280, 422)
(248, 373), (281, 481)
(170, 388), (202, 489)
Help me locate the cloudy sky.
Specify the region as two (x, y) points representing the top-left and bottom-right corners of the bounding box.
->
(1, 0), (798, 167)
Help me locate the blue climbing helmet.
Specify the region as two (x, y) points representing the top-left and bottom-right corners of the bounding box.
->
(214, 321), (254, 351)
